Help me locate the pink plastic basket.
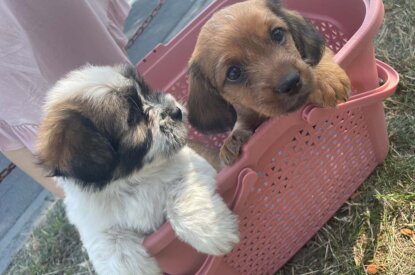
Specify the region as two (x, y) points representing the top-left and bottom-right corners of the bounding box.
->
(136, 0), (399, 274)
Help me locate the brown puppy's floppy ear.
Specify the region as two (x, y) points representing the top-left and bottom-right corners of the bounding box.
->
(187, 61), (236, 134)
(266, 0), (325, 66)
(37, 109), (118, 190)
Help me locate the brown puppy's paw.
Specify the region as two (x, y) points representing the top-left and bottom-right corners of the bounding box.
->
(220, 129), (253, 166)
(309, 54), (351, 108)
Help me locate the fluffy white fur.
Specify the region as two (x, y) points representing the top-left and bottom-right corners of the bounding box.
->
(45, 65), (239, 275)
(60, 147), (239, 275)
(44, 65), (132, 107)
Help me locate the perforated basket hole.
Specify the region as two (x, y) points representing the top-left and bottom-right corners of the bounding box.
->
(310, 19), (349, 52)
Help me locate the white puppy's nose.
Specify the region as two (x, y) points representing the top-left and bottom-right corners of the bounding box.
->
(168, 107), (182, 121)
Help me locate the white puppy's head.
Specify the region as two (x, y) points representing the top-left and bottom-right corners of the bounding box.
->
(37, 64), (187, 191)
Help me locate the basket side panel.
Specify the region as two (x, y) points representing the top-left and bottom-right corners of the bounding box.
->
(223, 108), (379, 274)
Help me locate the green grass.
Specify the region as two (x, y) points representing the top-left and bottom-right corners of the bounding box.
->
(6, 0), (414, 274)
(5, 201), (95, 275)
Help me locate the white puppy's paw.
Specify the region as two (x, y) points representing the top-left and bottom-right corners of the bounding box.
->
(86, 230), (162, 275)
(167, 176), (240, 256)
(190, 209), (240, 256)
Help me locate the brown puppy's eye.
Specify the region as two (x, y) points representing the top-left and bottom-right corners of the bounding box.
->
(226, 65), (243, 83)
(271, 27), (285, 43)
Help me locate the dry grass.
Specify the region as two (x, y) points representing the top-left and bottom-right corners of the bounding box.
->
(6, 0), (414, 274)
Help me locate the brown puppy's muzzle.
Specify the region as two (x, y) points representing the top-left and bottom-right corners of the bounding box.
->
(275, 56), (315, 96)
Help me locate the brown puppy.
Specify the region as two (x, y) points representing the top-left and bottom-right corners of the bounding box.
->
(187, 0), (351, 166)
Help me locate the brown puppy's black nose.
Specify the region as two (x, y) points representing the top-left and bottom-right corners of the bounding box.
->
(169, 107), (182, 121)
(278, 72), (302, 94)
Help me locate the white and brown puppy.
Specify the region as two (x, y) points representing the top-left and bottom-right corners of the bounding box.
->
(188, 0), (351, 165)
(36, 65), (239, 275)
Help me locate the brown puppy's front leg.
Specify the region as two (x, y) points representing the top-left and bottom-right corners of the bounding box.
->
(308, 48), (351, 107)
(219, 110), (265, 166)
(220, 125), (253, 166)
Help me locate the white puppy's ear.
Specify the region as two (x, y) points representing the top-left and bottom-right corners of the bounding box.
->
(37, 109), (117, 190)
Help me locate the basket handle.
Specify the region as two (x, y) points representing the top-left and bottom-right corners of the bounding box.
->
(231, 168), (257, 212)
(302, 59), (399, 124)
(195, 168), (258, 275)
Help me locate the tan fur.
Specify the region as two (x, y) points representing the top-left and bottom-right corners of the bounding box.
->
(188, 0), (351, 166)
(37, 101), (83, 174)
